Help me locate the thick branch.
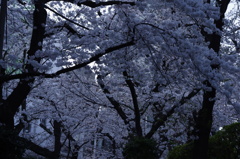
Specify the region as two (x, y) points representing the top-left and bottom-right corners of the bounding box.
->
(17, 137), (55, 159)
(0, 0), (7, 59)
(47, 0), (135, 7)
(53, 120), (62, 158)
(123, 71), (142, 137)
(145, 89), (201, 139)
(77, 1), (135, 8)
(40, 123), (53, 135)
(97, 75), (129, 125)
(0, 40), (135, 82)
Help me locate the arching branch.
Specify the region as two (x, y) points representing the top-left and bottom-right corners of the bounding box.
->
(74, 0), (135, 8)
(0, 40), (135, 82)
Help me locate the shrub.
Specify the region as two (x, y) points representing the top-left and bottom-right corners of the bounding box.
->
(167, 142), (193, 159)
(168, 123), (240, 159)
(209, 122), (240, 159)
(123, 137), (159, 159)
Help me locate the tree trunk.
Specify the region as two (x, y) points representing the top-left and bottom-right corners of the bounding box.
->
(0, 0), (7, 59)
(54, 120), (62, 159)
(192, 1), (230, 159)
(123, 71), (143, 137)
(193, 81), (216, 159)
(0, 2), (47, 158)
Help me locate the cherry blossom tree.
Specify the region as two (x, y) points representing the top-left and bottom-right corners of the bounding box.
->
(0, 0), (239, 159)
(0, 0), (135, 158)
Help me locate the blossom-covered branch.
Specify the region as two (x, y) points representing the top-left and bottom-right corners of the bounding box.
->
(146, 88), (201, 138)
(73, 0), (135, 8)
(0, 40), (135, 82)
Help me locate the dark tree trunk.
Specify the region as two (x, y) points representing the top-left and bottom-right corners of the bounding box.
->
(0, 0), (47, 128)
(54, 120), (62, 159)
(0, 126), (25, 159)
(0, 0), (7, 59)
(123, 71), (143, 137)
(0, 2), (47, 158)
(193, 81), (216, 159)
(192, 1), (230, 159)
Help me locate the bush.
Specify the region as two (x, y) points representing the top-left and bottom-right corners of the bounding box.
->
(123, 137), (159, 159)
(167, 142), (193, 159)
(168, 123), (240, 159)
(209, 122), (240, 159)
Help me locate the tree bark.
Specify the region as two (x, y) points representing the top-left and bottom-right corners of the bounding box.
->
(193, 81), (216, 159)
(192, 1), (230, 159)
(53, 120), (62, 159)
(0, 0), (7, 117)
(123, 71), (143, 137)
(0, 0), (47, 128)
(0, 0), (7, 59)
(0, 2), (47, 158)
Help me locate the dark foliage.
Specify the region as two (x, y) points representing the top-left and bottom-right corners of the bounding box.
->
(123, 137), (159, 159)
(168, 123), (240, 159)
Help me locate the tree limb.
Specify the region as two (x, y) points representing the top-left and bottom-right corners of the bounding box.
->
(123, 71), (142, 137)
(74, 0), (135, 8)
(96, 74), (129, 125)
(44, 5), (90, 30)
(17, 136), (55, 159)
(145, 88), (201, 138)
(0, 40), (135, 82)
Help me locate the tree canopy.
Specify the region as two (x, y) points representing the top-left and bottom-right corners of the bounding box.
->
(0, 0), (239, 158)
